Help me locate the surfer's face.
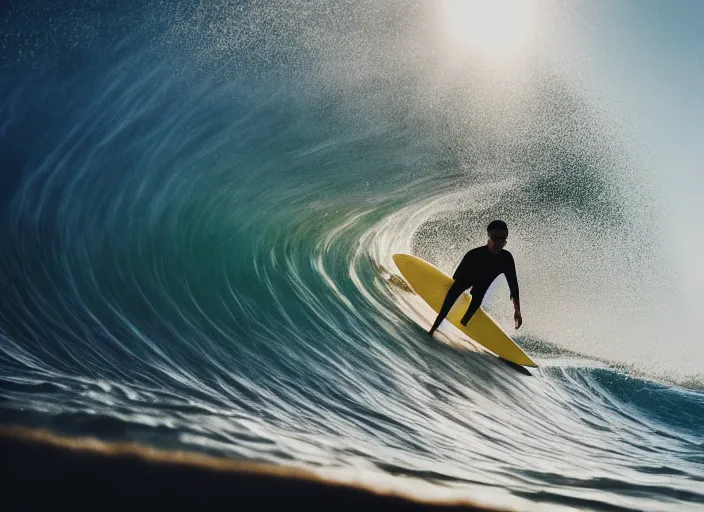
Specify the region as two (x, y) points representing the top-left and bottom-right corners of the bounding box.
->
(488, 229), (508, 254)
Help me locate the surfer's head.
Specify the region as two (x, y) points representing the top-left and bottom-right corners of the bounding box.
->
(487, 220), (508, 254)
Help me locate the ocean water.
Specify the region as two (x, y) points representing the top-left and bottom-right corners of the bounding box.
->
(1, 1), (703, 510)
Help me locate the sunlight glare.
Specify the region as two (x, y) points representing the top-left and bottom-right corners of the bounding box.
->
(443, 0), (536, 57)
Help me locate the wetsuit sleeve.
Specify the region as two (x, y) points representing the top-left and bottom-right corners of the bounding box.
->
(505, 254), (519, 301)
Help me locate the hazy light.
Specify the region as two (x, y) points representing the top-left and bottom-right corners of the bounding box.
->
(442, 0), (535, 57)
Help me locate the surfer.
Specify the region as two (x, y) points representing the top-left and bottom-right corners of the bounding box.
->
(428, 220), (522, 336)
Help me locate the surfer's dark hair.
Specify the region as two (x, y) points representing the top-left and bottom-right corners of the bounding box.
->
(487, 220), (508, 232)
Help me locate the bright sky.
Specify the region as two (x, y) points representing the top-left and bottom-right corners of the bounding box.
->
(544, 1), (704, 367)
(563, 0), (704, 308)
(443, 0), (704, 294)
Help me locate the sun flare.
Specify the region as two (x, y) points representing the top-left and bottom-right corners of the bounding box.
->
(442, 0), (535, 57)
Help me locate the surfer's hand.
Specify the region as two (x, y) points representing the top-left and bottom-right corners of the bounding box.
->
(514, 310), (522, 329)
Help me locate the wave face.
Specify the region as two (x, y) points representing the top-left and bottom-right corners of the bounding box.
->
(1, 1), (702, 510)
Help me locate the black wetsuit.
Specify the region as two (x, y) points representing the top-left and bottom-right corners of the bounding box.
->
(438, 245), (519, 325)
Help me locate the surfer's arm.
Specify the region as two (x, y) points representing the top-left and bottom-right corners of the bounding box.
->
(505, 256), (522, 328)
(505, 257), (519, 301)
(512, 299), (522, 329)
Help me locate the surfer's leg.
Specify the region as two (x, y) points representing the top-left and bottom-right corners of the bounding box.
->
(428, 281), (467, 335)
(460, 290), (485, 326)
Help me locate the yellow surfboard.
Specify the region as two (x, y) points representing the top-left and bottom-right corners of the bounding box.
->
(392, 253), (537, 367)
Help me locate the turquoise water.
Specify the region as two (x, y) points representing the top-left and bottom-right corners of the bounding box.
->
(1, 1), (703, 510)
